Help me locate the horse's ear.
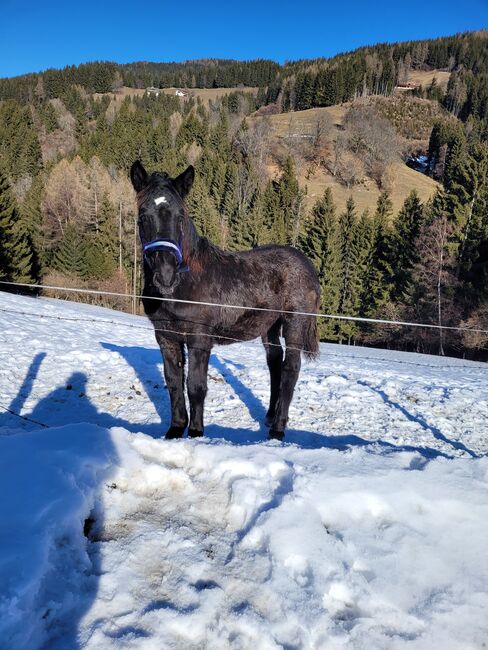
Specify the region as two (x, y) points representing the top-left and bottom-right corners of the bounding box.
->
(173, 165), (194, 199)
(130, 160), (148, 193)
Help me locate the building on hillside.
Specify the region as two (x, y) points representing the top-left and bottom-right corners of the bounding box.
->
(395, 82), (419, 91)
(175, 89), (188, 97)
(146, 87), (161, 97)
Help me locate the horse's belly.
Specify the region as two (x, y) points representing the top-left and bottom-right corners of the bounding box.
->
(217, 311), (278, 344)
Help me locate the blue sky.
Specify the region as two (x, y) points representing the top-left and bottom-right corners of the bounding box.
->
(1, 0), (487, 78)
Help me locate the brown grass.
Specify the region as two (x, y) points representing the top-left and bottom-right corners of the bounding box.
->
(251, 103), (439, 215)
(161, 87), (259, 103)
(93, 86), (258, 107)
(406, 69), (451, 89)
(300, 161), (438, 214)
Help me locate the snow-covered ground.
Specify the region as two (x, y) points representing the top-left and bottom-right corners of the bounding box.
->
(0, 292), (487, 649)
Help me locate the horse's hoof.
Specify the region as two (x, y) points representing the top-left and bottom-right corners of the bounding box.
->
(188, 429), (204, 438)
(165, 426), (185, 439)
(264, 414), (274, 427)
(268, 429), (284, 441)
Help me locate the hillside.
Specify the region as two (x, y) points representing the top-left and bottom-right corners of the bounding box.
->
(252, 103), (440, 213)
(94, 85), (259, 106)
(1, 292), (487, 648)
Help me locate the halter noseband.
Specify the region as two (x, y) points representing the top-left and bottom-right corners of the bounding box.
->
(142, 238), (189, 273)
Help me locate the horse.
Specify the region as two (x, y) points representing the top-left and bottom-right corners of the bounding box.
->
(130, 161), (320, 440)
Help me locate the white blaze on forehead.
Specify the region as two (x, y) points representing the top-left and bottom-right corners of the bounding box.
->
(154, 196), (168, 206)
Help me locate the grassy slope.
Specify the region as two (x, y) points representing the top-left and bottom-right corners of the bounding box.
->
(252, 102), (439, 214)
(406, 69), (451, 89)
(94, 86), (258, 106)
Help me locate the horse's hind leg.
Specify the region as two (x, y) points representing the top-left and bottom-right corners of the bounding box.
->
(187, 344), (211, 437)
(269, 319), (302, 440)
(262, 320), (283, 427)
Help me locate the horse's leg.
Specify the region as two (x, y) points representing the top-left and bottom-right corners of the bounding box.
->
(269, 319), (302, 441)
(158, 337), (188, 439)
(187, 344), (211, 438)
(262, 320), (283, 427)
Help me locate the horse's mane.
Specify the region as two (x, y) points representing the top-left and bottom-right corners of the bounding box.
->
(182, 214), (228, 274)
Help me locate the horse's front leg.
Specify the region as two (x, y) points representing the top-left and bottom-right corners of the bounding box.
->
(187, 345), (211, 438)
(157, 337), (188, 439)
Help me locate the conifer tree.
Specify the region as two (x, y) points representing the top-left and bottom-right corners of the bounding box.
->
(53, 225), (87, 277)
(299, 188), (337, 338)
(0, 169), (37, 283)
(390, 190), (424, 301)
(322, 197), (363, 342)
(20, 174), (44, 278)
(186, 176), (222, 244)
(84, 196), (118, 279)
(298, 188), (335, 276)
(268, 157), (304, 245)
(238, 189), (264, 248)
(0, 170), (18, 280)
(221, 163), (239, 248)
(445, 142), (488, 295)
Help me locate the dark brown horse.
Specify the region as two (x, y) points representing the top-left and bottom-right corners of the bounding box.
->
(130, 161), (320, 440)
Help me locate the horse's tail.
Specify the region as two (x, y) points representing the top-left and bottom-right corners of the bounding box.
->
(303, 313), (320, 360)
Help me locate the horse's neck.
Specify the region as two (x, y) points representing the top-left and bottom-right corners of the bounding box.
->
(186, 219), (223, 264)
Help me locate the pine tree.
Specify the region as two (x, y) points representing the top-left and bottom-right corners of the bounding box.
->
(0, 170), (18, 280)
(221, 163), (239, 248)
(390, 190), (424, 301)
(84, 196), (118, 279)
(0, 169), (36, 283)
(186, 176), (222, 244)
(20, 175), (44, 279)
(298, 188), (336, 276)
(53, 225), (87, 277)
(269, 157), (304, 245)
(322, 197), (363, 342)
(298, 188), (337, 338)
(446, 142), (488, 295)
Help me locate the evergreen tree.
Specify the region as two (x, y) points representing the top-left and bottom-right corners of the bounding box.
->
(298, 188), (337, 338)
(53, 225), (87, 277)
(390, 191), (424, 301)
(20, 175), (44, 277)
(446, 142), (488, 296)
(322, 197), (363, 342)
(298, 188), (336, 276)
(186, 176), (222, 244)
(357, 209), (386, 317)
(0, 169), (37, 283)
(84, 196), (118, 279)
(0, 170), (18, 279)
(272, 157), (304, 245)
(221, 163), (239, 248)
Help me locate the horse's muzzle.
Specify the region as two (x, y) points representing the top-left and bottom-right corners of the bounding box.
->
(153, 273), (179, 295)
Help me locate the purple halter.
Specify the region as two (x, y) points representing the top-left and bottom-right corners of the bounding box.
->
(141, 239), (189, 273)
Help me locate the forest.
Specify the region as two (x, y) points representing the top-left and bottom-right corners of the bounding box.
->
(0, 31), (487, 358)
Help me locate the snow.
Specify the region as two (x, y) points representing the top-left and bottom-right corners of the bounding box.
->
(0, 292), (487, 649)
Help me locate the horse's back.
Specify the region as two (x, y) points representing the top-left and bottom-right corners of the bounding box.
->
(233, 244), (319, 309)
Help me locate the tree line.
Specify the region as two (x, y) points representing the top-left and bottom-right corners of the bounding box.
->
(1, 31), (487, 127)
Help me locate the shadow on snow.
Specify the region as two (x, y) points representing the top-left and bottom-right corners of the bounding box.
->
(0, 353), (118, 650)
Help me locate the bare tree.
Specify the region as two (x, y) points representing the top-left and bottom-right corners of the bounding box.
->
(412, 214), (459, 355)
(233, 117), (272, 180)
(343, 103), (400, 188)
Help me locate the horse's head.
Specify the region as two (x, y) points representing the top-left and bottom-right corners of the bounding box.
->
(130, 161), (194, 295)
